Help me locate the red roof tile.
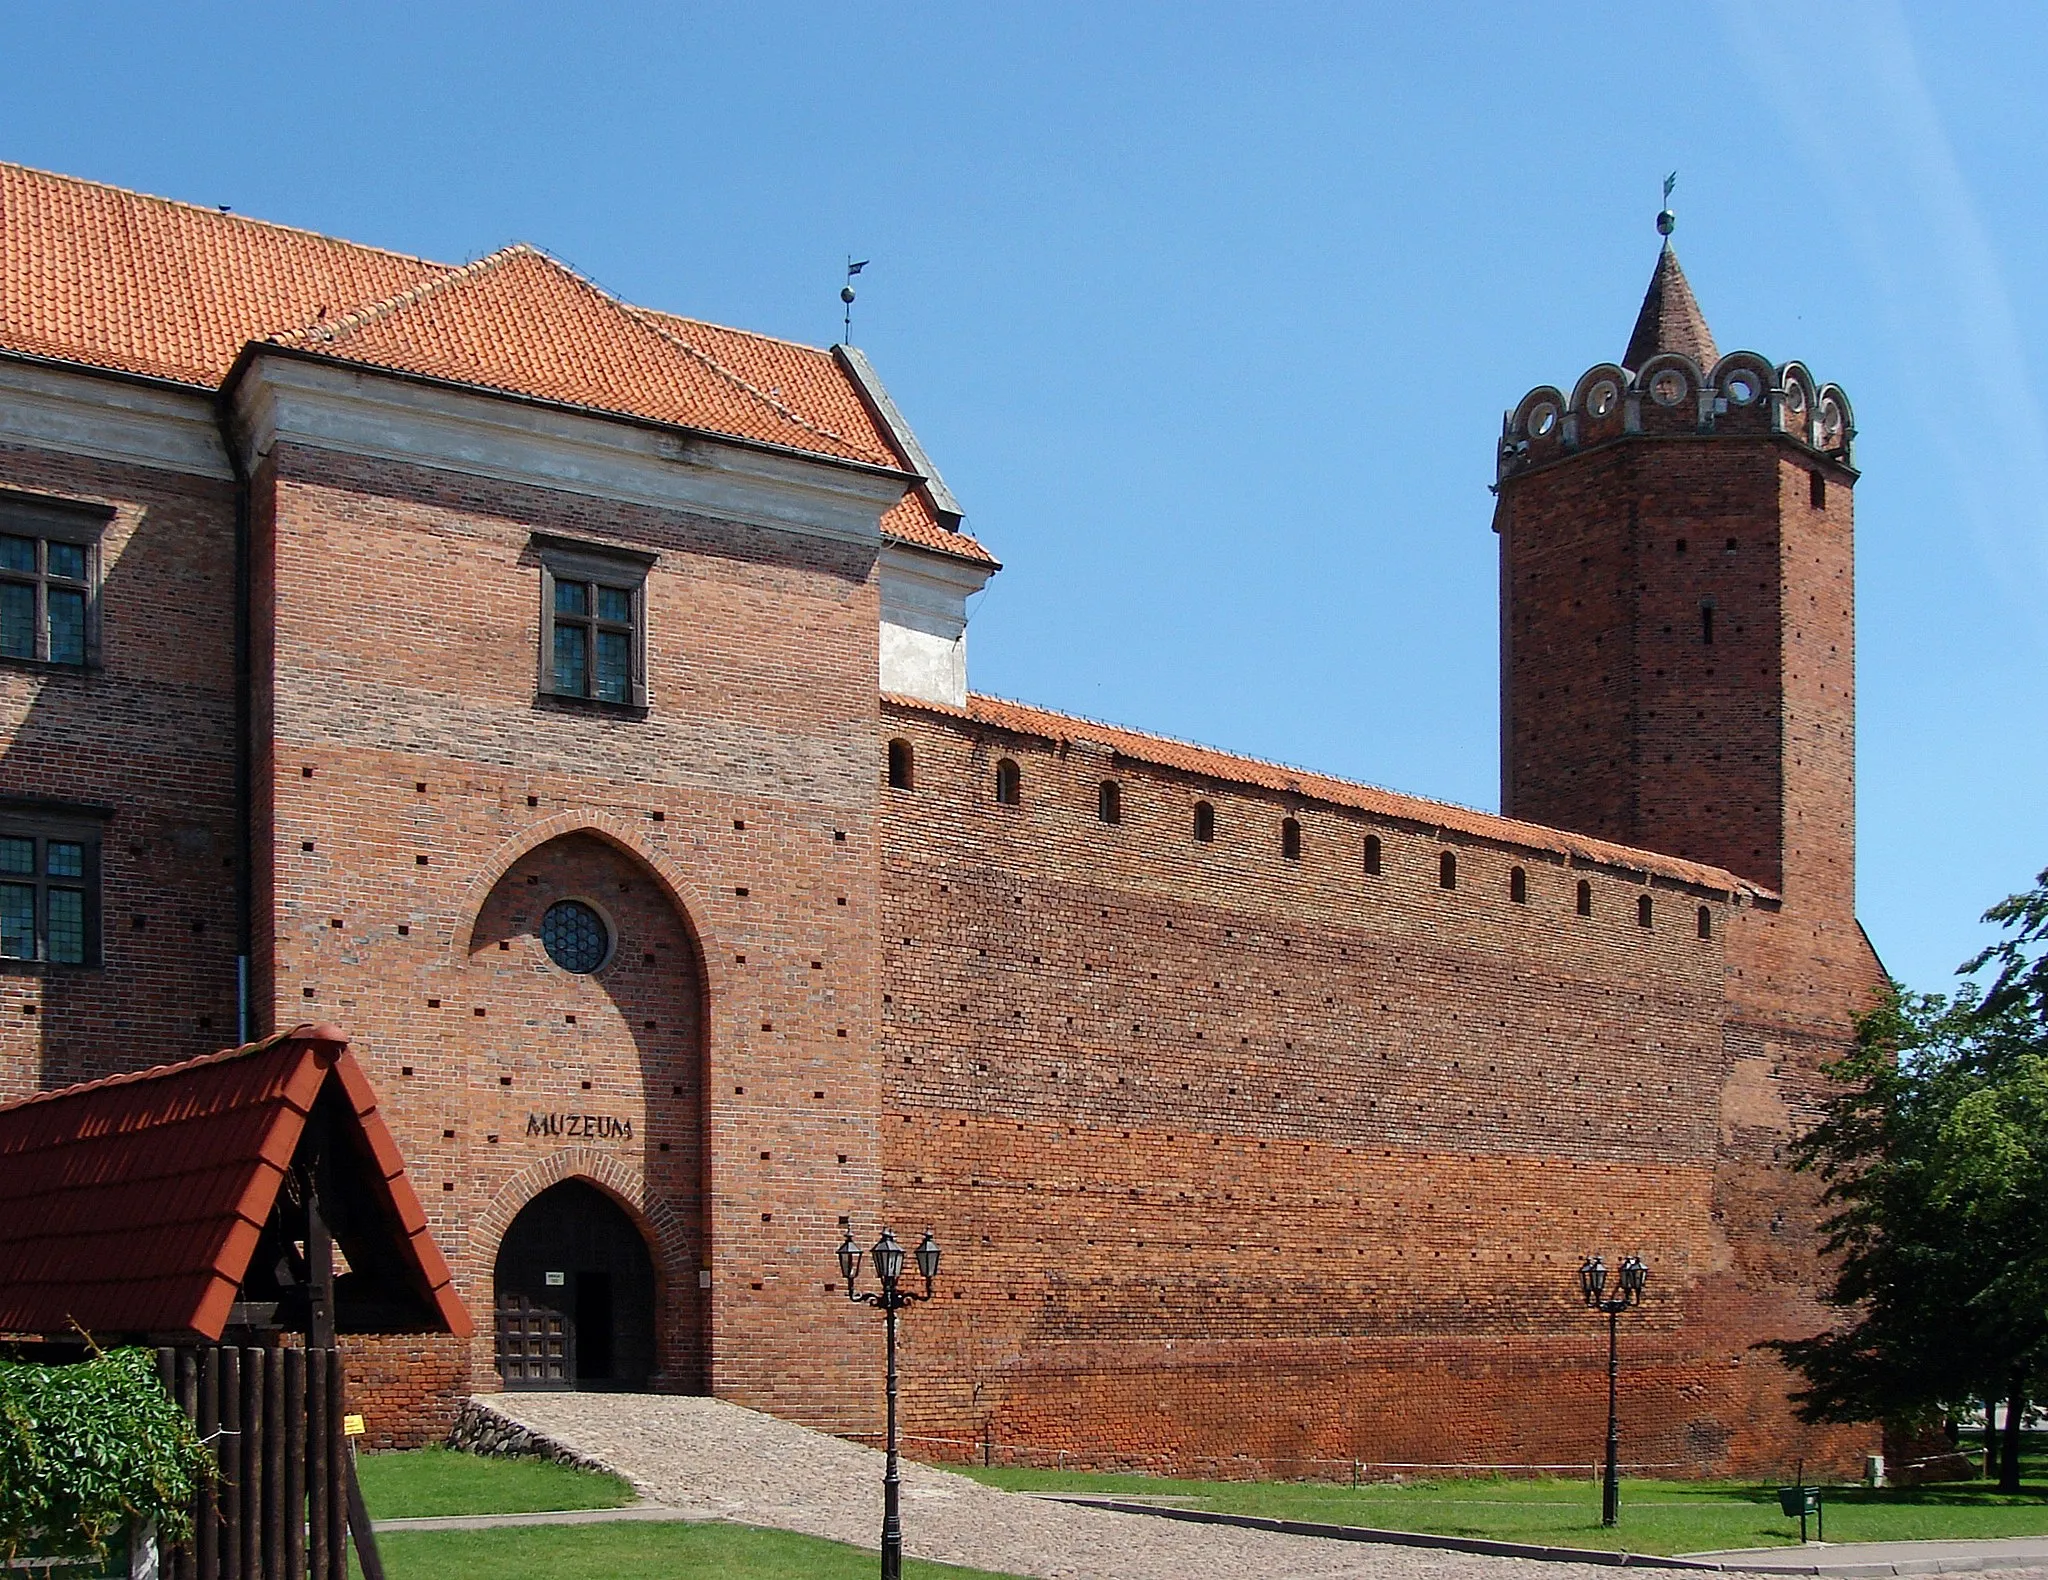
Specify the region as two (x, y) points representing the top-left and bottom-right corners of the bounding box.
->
(0, 161), (993, 562)
(0, 1024), (470, 1342)
(886, 691), (1768, 898)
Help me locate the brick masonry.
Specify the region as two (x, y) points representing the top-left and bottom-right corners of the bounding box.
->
(0, 336), (1882, 1478)
(875, 700), (1874, 1477)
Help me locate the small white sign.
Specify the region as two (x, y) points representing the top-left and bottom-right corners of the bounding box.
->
(545, 1271), (566, 1287)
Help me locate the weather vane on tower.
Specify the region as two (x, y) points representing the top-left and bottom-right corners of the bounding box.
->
(1658, 172), (1677, 239)
(841, 256), (868, 344)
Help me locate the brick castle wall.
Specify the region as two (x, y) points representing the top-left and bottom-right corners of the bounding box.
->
(253, 443), (892, 1439)
(877, 700), (1875, 1477)
(0, 445), (242, 1098)
(0, 378), (1881, 1472)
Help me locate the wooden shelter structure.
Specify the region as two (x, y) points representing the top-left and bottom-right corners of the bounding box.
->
(0, 1025), (471, 1579)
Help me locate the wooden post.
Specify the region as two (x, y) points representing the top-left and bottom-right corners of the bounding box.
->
(283, 1349), (306, 1580)
(197, 1349), (220, 1580)
(325, 1351), (347, 1580)
(306, 1351), (328, 1580)
(264, 1349), (285, 1580)
(307, 1190), (335, 1352)
(241, 1349), (262, 1580)
(344, 1450), (385, 1580)
(155, 1350), (185, 1580)
(177, 1350), (199, 1580)
(220, 1348), (242, 1580)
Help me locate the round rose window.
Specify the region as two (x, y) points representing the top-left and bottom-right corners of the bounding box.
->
(541, 900), (610, 973)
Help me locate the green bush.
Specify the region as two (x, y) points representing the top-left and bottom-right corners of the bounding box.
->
(0, 1348), (211, 1560)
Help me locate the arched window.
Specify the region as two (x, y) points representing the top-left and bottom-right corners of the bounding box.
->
(1363, 834), (1382, 876)
(1509, 866), (1527, 904)
(1281, 818), (1301, 860)
(994, 758), (1021, 806)
(1576, 879), (1592, 916)
(1638, 893), (1654, 929)
(1097, 780), (1121, 825)
(1193, 801), (1215, 843)
(1439, 851), (1457, 890)
(886, 738), (914, 791)
(1697, 905), (1713, 940)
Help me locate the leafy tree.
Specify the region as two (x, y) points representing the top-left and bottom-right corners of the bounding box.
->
(1771, 867), (2048, 1491)
(0, 1347), (209, 1561)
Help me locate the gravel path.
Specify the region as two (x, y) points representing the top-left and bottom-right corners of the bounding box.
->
(476, 1392), (1749, 1580)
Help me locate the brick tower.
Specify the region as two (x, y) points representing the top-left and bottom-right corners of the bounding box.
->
(1494, 207), (1859, 918)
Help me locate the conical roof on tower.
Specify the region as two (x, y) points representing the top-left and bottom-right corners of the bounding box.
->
(1623, 241), (1718, 374)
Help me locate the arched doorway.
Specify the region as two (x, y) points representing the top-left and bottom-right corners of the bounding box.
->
(494, 1180), (657, 1391)
(466, 828), (708, 1390)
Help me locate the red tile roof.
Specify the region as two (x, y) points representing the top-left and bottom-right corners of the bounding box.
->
(0, 1024), (470, 1342)
(0, 161), (992, 564)
(887, 691), (1767, 898)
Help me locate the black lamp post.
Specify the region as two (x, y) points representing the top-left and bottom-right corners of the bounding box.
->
(838, 1225), (941, 1580)
(1578, 1253), (1648, 1528)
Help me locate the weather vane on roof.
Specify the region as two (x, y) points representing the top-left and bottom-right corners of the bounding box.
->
(1658, 172), (1677, 239)
(841, 257), (868, 344)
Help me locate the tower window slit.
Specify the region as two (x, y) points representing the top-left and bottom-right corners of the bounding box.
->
(1576, 879), (1592, 917)
(886, 738), (914, 791)
(1281, 818), (1301, 860)
(994, 758), (1021, 806)
(1097, 780), (1121, 825)
(1193, 801), (1215, 843)
(1638, 893), (1654, 929)
(1509, 865), (1527, 904)
(1363, 834), (1382, 876)
(1697, 905), (1713, 940)
(1438, 851), (1456, 890)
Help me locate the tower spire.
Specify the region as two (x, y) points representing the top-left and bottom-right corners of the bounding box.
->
(1623, 176), (1717, 373)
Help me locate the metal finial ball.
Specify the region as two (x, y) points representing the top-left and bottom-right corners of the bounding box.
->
(840, 285), (857, 304)
(1656, 208), (1675, 237)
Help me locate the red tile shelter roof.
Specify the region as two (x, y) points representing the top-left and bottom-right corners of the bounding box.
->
(886, 691), (1769, 899)
(0, 161), (992, 564)
(0, 1024), (469, 1343)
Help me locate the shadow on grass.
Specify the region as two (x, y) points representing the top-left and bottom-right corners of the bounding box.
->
(953, 1457), (2048, 1558)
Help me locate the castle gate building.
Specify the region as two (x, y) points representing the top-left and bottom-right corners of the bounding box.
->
(0, 162), (1881, 1471)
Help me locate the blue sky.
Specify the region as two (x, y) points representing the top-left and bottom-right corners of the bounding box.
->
(4, 2), (2041, 994)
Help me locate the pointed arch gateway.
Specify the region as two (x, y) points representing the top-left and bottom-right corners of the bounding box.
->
(463, 826), (710, 1391)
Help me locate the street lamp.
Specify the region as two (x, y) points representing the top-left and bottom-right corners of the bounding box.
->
(838, 1226), (941, 1580)
(1578, 1253), (1648, 1528)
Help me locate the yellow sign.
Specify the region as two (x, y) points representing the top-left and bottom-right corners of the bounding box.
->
(343, 1414), (366, 1438)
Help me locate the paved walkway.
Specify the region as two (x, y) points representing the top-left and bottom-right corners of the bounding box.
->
(460, 1392), (1893, 1580)
(1680, 1539), (2048, 1577)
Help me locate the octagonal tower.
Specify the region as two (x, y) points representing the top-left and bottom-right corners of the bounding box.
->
(1495, 219), (1857, 918)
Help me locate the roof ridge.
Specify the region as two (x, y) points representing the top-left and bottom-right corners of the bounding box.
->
(622, 301), (857, 450)
(0, 1024), (334, 1114)
(1, 159), (453, 273)
(269, 245), (523, 347)
(958, 688), (1451, 804)
(886, 690), (1763, 895)
(638, 305), (837, 358)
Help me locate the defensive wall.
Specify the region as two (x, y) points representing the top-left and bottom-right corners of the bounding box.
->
(877, 693), (1876, 1476)
(0, 166), (1890, 1471)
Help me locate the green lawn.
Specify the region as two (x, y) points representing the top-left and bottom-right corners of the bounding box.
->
(957, 1464), (2048, 1557)
(359, 1447), (1025, 1578)
(357, 1446), (635, 1517)
(379, 1524), (1023, 1580)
